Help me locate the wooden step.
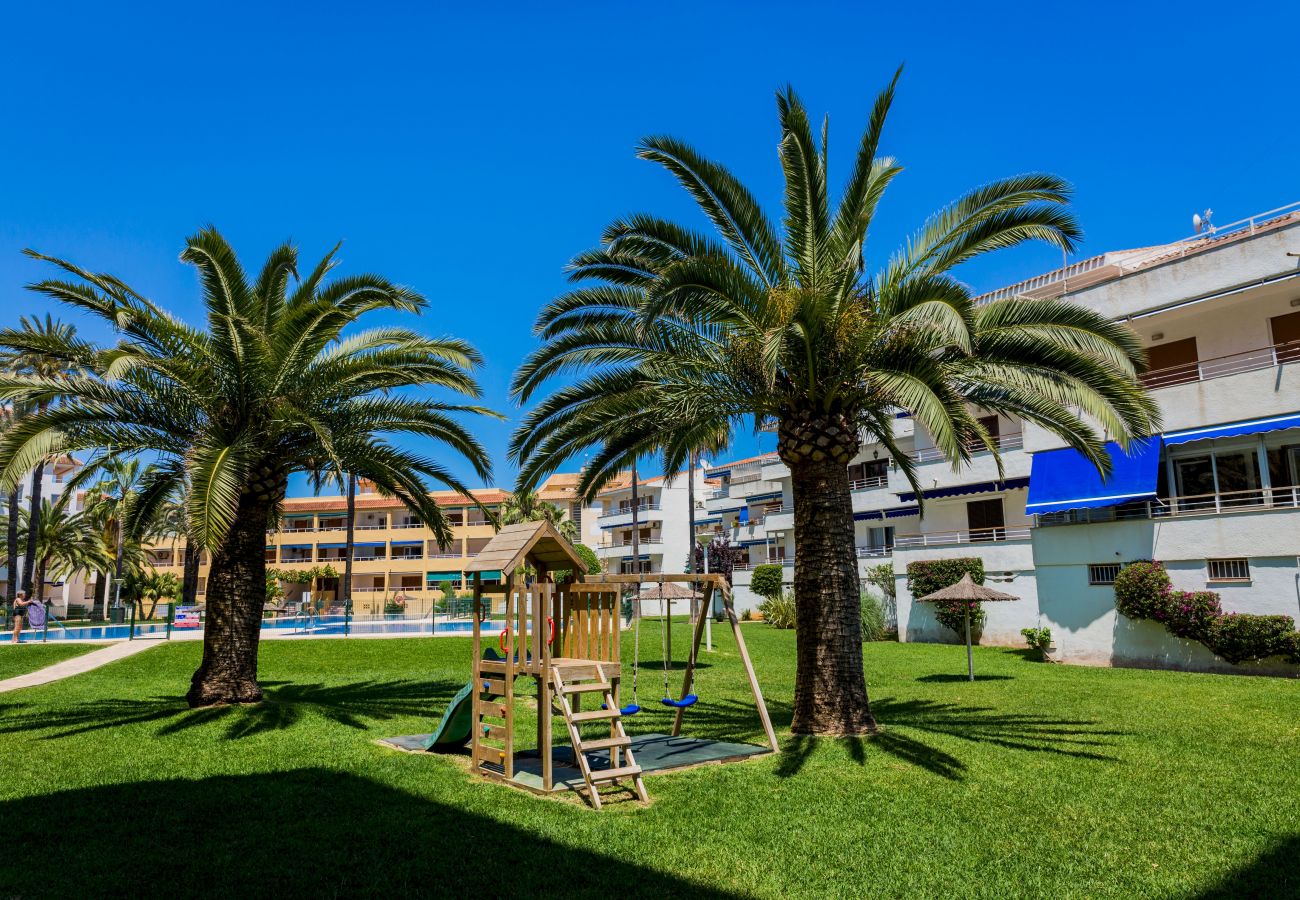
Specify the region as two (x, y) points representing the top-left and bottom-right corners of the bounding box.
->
(478, 678), (507, 696)
(560, 681), (612, 695)
(588, 764), (642, 783)
(578, 736), (631, 752)
(568, 709), (619, 723)
(474, 744), (507, 768)
(475, 700), (508, 719)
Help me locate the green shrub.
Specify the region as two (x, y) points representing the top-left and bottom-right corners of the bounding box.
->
(860, 591), (888, 642)
(1113, 560), (1299, 665)
(1205, 614), (1296, 664)
(1113, 560), (1172, 622)
(758, 592), (796, 629)
(906, 558), (986, 636)
(750, 564), (784, 601)
(1021, 626), (1053, 661)
(740, 608), (753, 622)
(1165, 590), (1222, 642)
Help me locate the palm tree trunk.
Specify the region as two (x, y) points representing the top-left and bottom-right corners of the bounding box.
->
(33, 556), (47, 604)
(187, 487), (277, 707)
(780, 411), (876, 735)
(5, 485), (18, 605)
(90, 571), (108, 620)
(21, 462), (44, 593)
(182, 544), (200, 606)
(342, 473), (355, 614)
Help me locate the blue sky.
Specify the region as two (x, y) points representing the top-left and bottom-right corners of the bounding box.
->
(2, 1), (1294, 496)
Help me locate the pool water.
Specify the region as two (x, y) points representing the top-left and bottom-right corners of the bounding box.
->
(14, 616), (483, 643)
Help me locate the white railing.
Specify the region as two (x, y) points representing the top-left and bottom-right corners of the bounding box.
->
(1037, 486), (1300, 527)
(893, 526), (1032, 548)
(390, 553), (424, 561)
(973, 254), (1111, 305)
(598, 539), (665, 550)
(354, 523), (388, 530)
(1140, 340), (1300, 390)
(855, 546), (892, 558)
(1112, 201), (1300, 274)
(850, 474), (888, 491)
(730, 471), (765, 485)
(912, 433), (1024, 464)
(598, 502), (661, 520)
(391, 522), (424, 529)
(426, 552), (462, 559)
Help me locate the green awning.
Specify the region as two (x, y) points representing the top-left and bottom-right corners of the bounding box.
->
(426, 572), (461, 583)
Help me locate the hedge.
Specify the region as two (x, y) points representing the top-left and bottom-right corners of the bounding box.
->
(906, 558), (986, 636)
(749, 564), (784, 601)
(1113, 560), (1299, 665)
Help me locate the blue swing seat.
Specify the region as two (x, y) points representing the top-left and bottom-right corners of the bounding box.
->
(602, 702), (642, 716)
(660, 694), (699, 709)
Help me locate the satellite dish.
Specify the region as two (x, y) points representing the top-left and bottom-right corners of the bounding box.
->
(1192, 213), (1203, 233)
(1193, 208), (1214, 235)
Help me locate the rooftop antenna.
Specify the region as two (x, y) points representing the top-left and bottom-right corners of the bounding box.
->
(1192, 208), (1214, 235)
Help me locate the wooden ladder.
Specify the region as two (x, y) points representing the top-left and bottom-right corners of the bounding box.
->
(549, 661), (648, 809)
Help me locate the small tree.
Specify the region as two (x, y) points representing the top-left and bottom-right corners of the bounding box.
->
(906, 558), (986, 636)
(750, 564), (783, 601)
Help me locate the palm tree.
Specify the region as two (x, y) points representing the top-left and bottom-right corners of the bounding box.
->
(4, 500), (112, 605)
(81, 458), (148, 620)
(0, 229), (498, 706)
(0, 315), (80, 594)
(501, 487), (578, 543)
(510, 76), (1160, 735)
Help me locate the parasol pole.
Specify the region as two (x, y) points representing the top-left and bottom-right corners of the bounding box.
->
(965, 603), (974, 681)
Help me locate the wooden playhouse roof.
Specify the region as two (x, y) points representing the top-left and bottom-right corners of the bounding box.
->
(463, 521), (586, 576)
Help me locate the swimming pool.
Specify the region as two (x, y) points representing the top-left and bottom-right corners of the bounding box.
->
(14, 616), (486, 642)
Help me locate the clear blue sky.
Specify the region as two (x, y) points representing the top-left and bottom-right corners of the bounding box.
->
(3, 1), (1294, 496)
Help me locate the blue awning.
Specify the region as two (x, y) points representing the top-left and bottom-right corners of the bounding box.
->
(745, 492), (784, 503)
(694, 517), (721, 525)
(884, 506), (920, 519)
(1025, 439), (1161, 514)
(317, 541), (384, 548)
(738, 507), (749, 525)
(390, 540), (424, 547)
(897, 477), (1029, 503)
(854, 510), (883, 521)
(1163, 412), (1300, 446)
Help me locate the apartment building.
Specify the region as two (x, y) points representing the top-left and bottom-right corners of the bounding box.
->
(143, 474), (583, 617)
(1, 455), (88, 614)
(751, 202), (1300, 672)
(591, 467), (707, 577)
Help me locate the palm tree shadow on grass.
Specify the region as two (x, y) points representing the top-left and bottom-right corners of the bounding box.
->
(773, 696), (1126, 781)
(0, 769), (736, 899)
(0, 678), (462, 742)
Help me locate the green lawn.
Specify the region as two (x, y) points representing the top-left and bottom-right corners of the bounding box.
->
(0, 641), (96, 680)
(0, 626), (1295, 899)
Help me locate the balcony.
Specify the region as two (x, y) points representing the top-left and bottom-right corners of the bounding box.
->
(598, 501), (661, 520)
(1037, 485), (1300, 527)
(911, 432), (1025, 465)
(764, 506), (793, 532)
(855, 546), (892, 558)
(849, 473), (889, 491)
(596, 539), (665, 555)
(1139, 339), (1300, 390)
(893, 525), (1032, 549)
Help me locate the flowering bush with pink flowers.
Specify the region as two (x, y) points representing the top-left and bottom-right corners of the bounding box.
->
(1113, 560), (1297, 666)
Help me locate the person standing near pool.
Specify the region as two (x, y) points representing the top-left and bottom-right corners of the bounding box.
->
(10, 589), (34, 643)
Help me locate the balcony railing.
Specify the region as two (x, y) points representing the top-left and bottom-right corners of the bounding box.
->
(855, 546), (892, 558)
(1037, 486), (1300, 526)
(850, 474), (888, 491)
(598, 539), (665, 550)
(893, 526), (1031, 548)
(598, 502), (661, 520)
(1139, 340), (1300, 390)
(912, 433), (1024, 464)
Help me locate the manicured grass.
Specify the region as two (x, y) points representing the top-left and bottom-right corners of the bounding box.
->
(0, 626), (1296, 898)
(0, 641), (96, 680)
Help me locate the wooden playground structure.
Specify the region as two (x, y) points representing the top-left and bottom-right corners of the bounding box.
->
(436, 521), (777, 809)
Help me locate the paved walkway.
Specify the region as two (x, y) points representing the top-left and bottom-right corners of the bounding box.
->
(0, 640), (158, 694)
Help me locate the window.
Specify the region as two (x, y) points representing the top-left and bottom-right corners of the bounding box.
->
(966, 498), (1005, 541)
(1088, 563), (1122, 585)
(1207, 558), (1250, 582)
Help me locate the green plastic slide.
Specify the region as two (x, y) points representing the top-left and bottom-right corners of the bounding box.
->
(420, 680), (476, 750)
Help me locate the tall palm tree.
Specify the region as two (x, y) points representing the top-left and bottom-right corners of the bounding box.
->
(4, 499), (112, 605)
(81, 458), (148, 620)
(500, 487), (578, 543)
(0, 229), (498, 706)
(510, 75), (1160, 735)
(0, 315), (80, 594)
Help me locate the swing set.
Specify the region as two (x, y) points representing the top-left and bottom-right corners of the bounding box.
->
(382, 521), (777, 809)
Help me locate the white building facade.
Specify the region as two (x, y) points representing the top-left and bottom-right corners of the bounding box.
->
(1, 455), (91, 616)
(750, 203), (1300, 673)
(591, 467), (708, 579)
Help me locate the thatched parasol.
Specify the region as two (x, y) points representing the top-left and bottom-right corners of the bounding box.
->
(917, 573), (1019, 680)
(637, 581), (701, 600)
